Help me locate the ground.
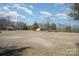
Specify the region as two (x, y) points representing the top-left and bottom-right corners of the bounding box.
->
(0, 31), (79, 56)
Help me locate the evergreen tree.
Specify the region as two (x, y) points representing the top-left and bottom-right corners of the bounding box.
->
(69, 3), (79, 20)
(32, 22), (39, 30)
(51, 23), (56, 30)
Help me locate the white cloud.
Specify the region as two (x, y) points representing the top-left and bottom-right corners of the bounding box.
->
(0, 7), (10, 15)
(7, 11), (19, 17)
(25, 9), (32, 15)
(40, 11), (52, 17)
(3, 7), (10, 11)
(0, 5), (20, 17)
(8, 11), (27, 21)
(64, 7), (72, 13)
(19, 14), (26, 19)
(14, 3), (22, 7)
(0, 10), (20, 22)
(13, 4), (33, 15)
(19, 7), (33, 15)
(29, 5), (33, 9)
(55, 13), (69, 19)
(53, 3), (65, 7)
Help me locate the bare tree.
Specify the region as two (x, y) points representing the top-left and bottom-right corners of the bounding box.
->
(0, 16), (12, 30)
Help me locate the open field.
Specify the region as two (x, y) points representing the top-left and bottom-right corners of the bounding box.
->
(0, 31), (79, 56)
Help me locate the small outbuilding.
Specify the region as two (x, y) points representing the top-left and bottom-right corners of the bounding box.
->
(36, 28), (41, 31)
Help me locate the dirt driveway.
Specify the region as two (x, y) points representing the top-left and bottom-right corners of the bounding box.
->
(0, 31), (79, 55)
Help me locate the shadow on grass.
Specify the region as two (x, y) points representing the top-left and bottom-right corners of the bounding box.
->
(0, 31), (2, 33)
(75, 43), (79, 56)
(75, 43), (79, 48)
(0, 46), (31, 56)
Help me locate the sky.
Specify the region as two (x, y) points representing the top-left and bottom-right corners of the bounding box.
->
(0, 3), (79, 26)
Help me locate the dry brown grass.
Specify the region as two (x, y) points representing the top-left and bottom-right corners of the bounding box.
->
(0, 31), (79, 56)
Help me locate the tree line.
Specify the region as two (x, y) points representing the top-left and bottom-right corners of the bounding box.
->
(0, 16), (79, 32)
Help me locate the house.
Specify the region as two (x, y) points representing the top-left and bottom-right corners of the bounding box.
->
(39, 25), (48, 31)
